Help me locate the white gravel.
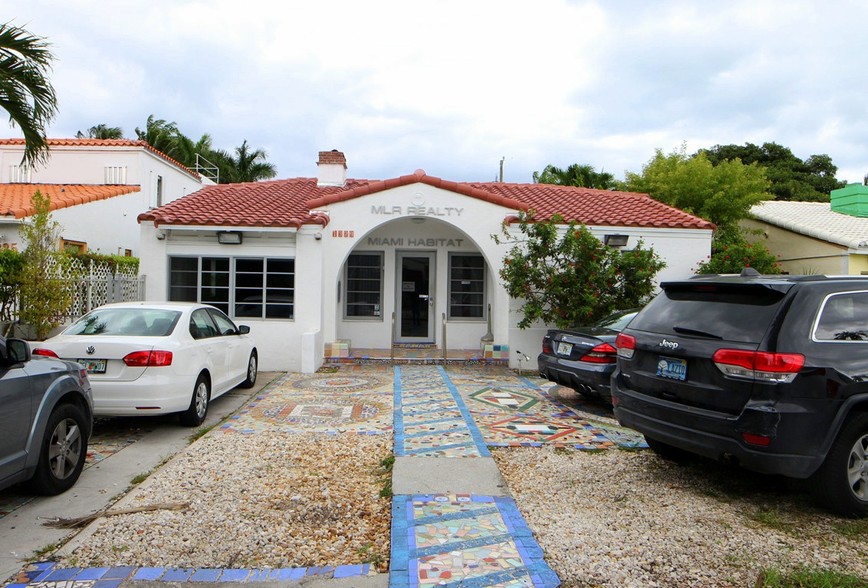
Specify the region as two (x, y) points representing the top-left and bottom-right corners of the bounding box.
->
(494, 446), (868, 587)
(58, 433), (392, 572)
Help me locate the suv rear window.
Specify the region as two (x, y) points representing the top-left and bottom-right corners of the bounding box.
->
(628, 283), (787, 343)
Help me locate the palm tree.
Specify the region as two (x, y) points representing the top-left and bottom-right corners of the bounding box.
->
(533, 163), (616, 190)
(135, 114), (181, 159)
(214, 140), (277, 183)
(0, 22), (58, 167)
(77, 124), (124, 139)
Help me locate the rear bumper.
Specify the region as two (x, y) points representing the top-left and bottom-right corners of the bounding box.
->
(90, 375), (192, 416)
(538, 353), (613, 396)
(611, 375), (825, 478)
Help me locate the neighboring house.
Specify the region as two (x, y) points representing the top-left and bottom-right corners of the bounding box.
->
(137, 150), (715, 373)
(745, 183), (868, 275)
(0, 138), (211, 256)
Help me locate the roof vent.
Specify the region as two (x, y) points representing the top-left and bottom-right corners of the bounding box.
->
(317, 150), (347, 187)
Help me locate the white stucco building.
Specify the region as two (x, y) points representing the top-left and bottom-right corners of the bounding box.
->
(0, 138), (211, 255)
(137, 150), (714, 373)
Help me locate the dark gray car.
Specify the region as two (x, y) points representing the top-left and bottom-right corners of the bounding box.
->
(0, 336), (94, 495)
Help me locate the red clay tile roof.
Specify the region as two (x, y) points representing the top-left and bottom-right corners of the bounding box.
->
(0, 184), (140, 218)
(0, 138), (199, 179)
(138, 170), (714, 230)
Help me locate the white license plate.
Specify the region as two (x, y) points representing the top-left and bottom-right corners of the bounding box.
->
(556, 342), (573, 356)
(656, 356), (687, 381)
(78, 358), (107, 374)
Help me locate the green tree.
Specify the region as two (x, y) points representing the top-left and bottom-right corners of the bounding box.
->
(0, 248), (23, 322)
(620, 145), (771, 230)
(699, 142), (845, 202)
(77, 124), (124, 139)
(18, 190), (72, 339)
(694, 226), (781, 274)
(0, 22), (58, 166)
(212, 140), (277, 183)
(533, 163), (616, 189)
(494, 212), (665, 329)
(135, 114), (181, 159)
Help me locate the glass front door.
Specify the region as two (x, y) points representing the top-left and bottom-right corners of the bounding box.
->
(397, 252), (435, 342)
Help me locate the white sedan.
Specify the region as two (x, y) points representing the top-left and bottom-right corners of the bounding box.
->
(34, 302), (257, 426)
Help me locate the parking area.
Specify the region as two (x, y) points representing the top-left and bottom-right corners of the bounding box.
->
(5, 365), (867, 588)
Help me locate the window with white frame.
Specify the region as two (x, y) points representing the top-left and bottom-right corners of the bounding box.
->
(448, 254), (485, 319)
(168, 256), (294, 319)
(345, 252), (383, 318)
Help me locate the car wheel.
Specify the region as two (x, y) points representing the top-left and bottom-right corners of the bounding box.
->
(28, 403), (88, 495)
(644, 436), (694, 463)
(239, 351), (258, 389)
(810, 412), (868, 517)
(180, 374), (210, 427)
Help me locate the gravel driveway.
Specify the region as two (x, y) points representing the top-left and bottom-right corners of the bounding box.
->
(51, 369), (868, 586)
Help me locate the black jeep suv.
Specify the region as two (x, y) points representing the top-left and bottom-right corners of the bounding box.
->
(611, 271), (868, 517)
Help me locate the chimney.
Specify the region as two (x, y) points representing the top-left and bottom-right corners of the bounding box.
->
(317, 150), (347, 187)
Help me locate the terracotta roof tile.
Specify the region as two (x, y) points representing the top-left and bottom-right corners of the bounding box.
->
(0, 184), (140, 218)
(0, 138), (200, 179)
(138, 171), (714, 231)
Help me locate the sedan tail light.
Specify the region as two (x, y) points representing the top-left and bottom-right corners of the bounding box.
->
(32, 348), (58, 358)
(123, 350), (173, 367)
(581, 342), (617, 364)
(615, 333), (636, 359)
(542, 335), (552, 354)
(712, 349), (804, 383)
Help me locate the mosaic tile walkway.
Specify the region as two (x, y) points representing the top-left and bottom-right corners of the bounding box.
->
(391, 365), (559, 588)
(7, 561), (372, 588)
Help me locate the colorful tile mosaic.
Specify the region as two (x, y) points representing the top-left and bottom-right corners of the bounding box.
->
(6, 561), (372, 588)
(442, 366), (647, 450)
(394, 365), (490, 458)
(390, 495), (558, 588)
(219, 372), (393, 435)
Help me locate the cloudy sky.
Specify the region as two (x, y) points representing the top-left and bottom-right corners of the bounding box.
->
(8, 0), (868, 185)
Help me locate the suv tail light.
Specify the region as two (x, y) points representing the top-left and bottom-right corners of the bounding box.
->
(582, 343), (617, 364)
(712, 349), (804, 383)
(123, 350), (173, 367)
(32, 348), (58, 358)
(615, 333), (635, 359)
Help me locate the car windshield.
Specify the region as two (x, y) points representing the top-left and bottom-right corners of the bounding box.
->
(63, 308), (181, 336)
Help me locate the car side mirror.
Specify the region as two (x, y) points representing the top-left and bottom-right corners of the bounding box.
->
(238, 325), (250, 335)
(6, 338), (31, 364)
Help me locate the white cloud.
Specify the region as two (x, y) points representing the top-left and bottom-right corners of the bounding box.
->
(8, 0), (868, 185)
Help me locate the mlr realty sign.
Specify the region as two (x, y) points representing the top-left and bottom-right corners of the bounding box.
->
(370, 205), (464, 217)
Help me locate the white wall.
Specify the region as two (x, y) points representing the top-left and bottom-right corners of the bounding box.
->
(0, 144), (208, 256)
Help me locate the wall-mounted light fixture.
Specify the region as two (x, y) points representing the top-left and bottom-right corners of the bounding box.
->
(217, 231), (243, 244)
(155, 231), (166, 241)
(604, 234), (629, 248)
(314, 232), (322, 240)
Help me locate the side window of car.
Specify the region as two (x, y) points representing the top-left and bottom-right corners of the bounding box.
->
(208, 309), (238, 336)
(815, 291), (868, 341)
(190, 309), (219, 340)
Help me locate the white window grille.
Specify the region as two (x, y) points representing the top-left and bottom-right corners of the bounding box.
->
(104, 166), (128, 184)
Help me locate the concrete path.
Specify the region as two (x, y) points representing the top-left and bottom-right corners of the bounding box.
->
(0, 364), (637, 588)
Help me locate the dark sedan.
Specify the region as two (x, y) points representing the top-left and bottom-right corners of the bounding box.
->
(538, 308), (639, 403)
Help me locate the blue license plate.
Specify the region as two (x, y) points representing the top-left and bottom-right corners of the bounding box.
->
(656, 356), (687, 381)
